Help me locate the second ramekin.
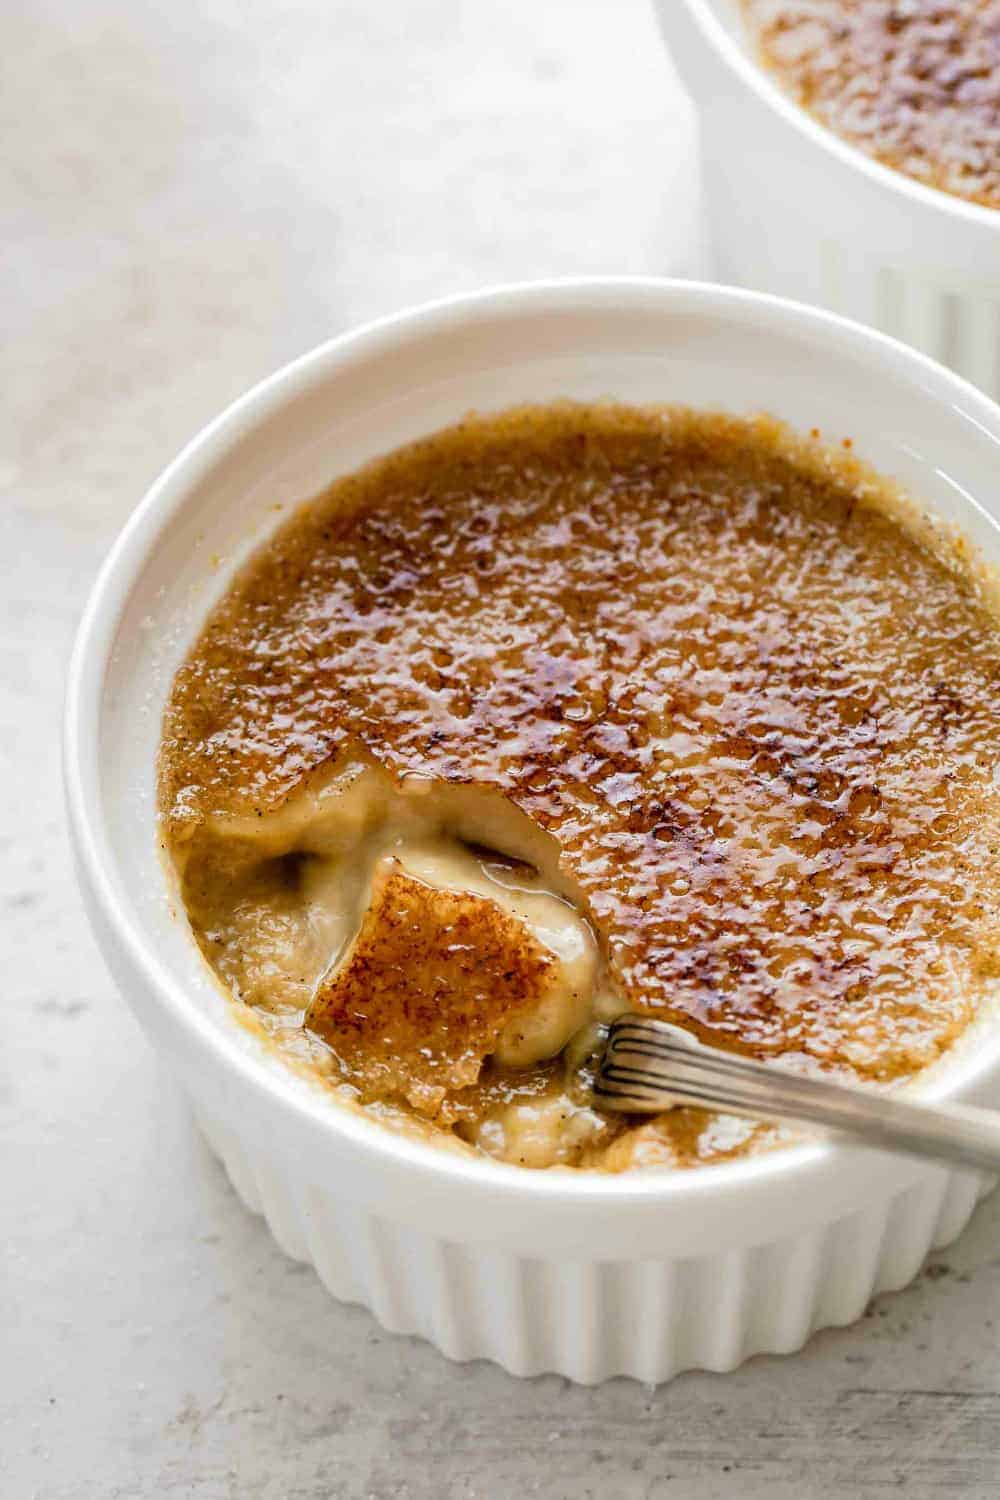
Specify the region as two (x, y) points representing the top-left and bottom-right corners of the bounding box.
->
(654, 1), (1000, 400)
(65, 280), (1000, 1383)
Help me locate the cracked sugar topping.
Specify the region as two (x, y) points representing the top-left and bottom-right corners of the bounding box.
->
(161, 404), (1000, 1083)
(743, 1), (1000, 208)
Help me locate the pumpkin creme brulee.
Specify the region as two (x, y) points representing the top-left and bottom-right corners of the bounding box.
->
(159, 404), (1000, 1170)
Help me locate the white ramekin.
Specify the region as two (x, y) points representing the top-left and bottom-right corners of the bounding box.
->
(654, 2), (1000, 400)
(65, 280), (1000, 1383)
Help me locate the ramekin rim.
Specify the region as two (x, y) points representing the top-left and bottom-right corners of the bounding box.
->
(63, 275), (1000, 1210)
(672, 0), (1000, 234)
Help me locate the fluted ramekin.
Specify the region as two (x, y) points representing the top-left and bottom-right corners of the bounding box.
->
(654, 2), (1000, 399)
(65, 280), (1000, 1383)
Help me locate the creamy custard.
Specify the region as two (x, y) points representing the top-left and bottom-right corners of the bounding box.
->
(161, 404), (1000, 1170)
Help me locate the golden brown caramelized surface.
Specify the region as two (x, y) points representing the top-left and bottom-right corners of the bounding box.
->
(742, 1), (1000, 209)
(162, 403), (1000, 1167)
(307, 857), (556, 1118)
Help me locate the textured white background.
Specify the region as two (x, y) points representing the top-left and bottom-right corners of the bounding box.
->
(4, 1), (1000, 1495)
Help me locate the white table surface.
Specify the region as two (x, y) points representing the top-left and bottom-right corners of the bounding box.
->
(4, 2), (1000, 1495)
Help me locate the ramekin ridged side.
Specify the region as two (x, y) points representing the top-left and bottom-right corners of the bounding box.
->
(195, 1102), (986, 1382)
(65, 281), (1000, 1387)
(655, 1), (1000, 398)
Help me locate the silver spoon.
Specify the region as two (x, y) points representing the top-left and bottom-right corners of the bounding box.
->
(594, 1015), (1000, 1174)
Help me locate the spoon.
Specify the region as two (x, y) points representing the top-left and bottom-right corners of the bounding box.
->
(594, 1015), (1000, 1174)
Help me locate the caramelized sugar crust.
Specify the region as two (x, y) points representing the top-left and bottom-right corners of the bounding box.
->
(308, 858), (555, 1118)
(161, 404), (1000, 1091)
(742, 1), (1000, 209)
